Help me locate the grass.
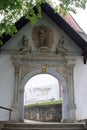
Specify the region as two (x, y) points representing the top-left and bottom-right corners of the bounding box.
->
(24, 100), (62, 107)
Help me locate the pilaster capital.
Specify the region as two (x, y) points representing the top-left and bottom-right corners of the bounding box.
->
(11, 56), (21, 74)
(65, 55), (76, 67)
(15, 65), (20, 74)
(66, 64), (75, 68)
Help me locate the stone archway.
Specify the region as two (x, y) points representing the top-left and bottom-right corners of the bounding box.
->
(12, 53), (76, 122)
(19, 68), (68, 122)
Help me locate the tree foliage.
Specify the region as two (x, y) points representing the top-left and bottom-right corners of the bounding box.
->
(59, 0), (87, 14)
(0, 0), (87, 45)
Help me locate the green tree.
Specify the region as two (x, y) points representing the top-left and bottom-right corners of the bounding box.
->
(0, 0), (87, 45)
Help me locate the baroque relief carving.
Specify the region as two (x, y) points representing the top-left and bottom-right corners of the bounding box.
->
(20, 67), (30, 81)
(56, 36), (68, 55)
(20, 66), (37, 81)
(32, 25), (54, 50)
(19, 35), (31, 54)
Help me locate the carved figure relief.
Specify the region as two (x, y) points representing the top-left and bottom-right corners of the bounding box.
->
(19, 35), (31, 54)
(56, 36), (68, 55)
(39, 25), (48, 47)
(32, 25), (54, 50)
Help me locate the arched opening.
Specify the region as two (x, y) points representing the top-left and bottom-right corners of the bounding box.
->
(24, 74), (63, 122)
(19, 68), (68, 122)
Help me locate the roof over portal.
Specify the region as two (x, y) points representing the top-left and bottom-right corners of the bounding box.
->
(0, 2), (87, 50)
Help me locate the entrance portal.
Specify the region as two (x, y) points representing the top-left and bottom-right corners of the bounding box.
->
(19, 68), (69, 122)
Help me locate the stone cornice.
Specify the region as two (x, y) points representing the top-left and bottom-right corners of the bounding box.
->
(11, 54), (66, 67)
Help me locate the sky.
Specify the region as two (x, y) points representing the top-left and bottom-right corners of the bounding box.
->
(25, 74), (58, 88)
(24, 74), (60, 104)
(52, 0), (87, 34)
(71, 8), (87, 34)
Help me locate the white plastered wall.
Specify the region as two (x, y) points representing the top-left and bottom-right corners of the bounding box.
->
(0, 54), (14, 120)
(74, 56), (87, 121)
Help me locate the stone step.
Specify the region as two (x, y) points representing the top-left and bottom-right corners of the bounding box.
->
(1, 123), (86, 130)
(1, 128), (86, 130)
(3, 123), (85, 128)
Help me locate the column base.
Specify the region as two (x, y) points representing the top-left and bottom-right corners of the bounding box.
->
(61, 118), (75, 123)
(11, 104), (19, 121)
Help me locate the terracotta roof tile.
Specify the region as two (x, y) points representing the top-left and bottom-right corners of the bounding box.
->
(63, 13), (83, 32)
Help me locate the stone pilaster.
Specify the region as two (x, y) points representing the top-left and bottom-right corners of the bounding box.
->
(19, 89), (25, 122)
(65, 56), (76, 122)
(11, 61), (20, 121)
(14, 65), (20, 103)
